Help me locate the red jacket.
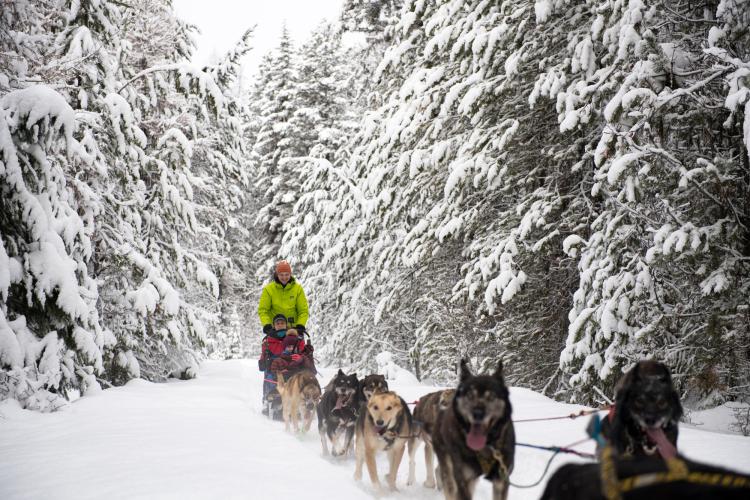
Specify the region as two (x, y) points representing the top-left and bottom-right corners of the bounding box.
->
(262, 336), (303, 357)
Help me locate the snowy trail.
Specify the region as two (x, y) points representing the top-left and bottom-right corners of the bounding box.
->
(1, 360), (749, 500)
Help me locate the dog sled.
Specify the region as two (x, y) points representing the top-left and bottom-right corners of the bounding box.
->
(258, 323), (315, 420)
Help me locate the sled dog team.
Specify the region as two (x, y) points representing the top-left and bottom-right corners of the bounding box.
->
(276, 360), (515, 499)
(275, 359), (750, 500)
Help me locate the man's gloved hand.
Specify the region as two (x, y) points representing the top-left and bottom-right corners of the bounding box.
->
(296, 325), (306, 335)
(303, 344), (314, 354)
(263, 324), (273, 335)
(291, 354), (302, 363)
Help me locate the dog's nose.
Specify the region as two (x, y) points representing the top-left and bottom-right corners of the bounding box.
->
(472, 408), (485, 420)
(376, 419), (384, 426)
(643, 415), (657, 426)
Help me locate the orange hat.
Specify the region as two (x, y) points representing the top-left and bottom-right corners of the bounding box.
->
(276, 260), (292, 274)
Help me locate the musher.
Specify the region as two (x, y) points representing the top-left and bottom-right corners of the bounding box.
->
(258, 260), (309, 337)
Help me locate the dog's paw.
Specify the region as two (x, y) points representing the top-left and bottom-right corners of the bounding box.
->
(423, 479), (436, 489)
(373, 482), (386, 496)
(407, 467), (416, 486)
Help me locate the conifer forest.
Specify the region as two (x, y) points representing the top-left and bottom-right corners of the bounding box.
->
(1, 0), (749, 412)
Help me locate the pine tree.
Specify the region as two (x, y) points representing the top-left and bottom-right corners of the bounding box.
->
(287, 0), (750, 405)
(559, 0), (750, 404)
(250, 26), (299, 272)
(191, 28), (254, 360)
(0, 0), (111, 409)
(2, 0), (256, 407)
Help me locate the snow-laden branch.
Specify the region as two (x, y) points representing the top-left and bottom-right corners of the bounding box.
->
(307, 157), (376, 214)
(116, 63), (181, 93)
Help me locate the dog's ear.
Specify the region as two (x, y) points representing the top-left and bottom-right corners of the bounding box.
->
(459, 358), (472, 382)
(670, 387), (683, 421)
(492, 360), (504, 381)
(661, 364), (684, 421)
(614, 365), (636, 414)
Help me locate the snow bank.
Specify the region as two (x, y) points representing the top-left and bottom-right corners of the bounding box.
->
(686, 402), (750, 436)
(376, 351), (420, 385)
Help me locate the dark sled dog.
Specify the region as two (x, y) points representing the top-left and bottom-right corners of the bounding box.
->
(354, 391), (417, 492)
(432, 359), (515, 500)
(359, 373), (388, 402)
(317, 369), (359, 456)
(414, 388), (455, 488)
(277, 370), (321, 433)
(602, 360), (682, 457)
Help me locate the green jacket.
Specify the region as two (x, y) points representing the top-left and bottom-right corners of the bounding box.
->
(257, 277), (309, 328)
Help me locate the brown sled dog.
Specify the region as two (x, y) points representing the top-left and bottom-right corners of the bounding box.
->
(414, 388), (455, 488)
(354, 391), (417, 492)
(432, 360), (515, 500)
(277, 370), (321, 433)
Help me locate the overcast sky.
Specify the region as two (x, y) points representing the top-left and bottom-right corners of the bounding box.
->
(173, 0), (346, 82)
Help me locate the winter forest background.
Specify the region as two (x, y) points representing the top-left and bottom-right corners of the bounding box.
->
(1, 0), (748, 413)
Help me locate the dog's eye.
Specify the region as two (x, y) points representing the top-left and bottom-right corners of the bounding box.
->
(386, 406), (392, 411)
(373, 405), (379, 410)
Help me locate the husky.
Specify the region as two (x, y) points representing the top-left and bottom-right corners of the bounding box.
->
(432, 360), (515, 500)
(276, 370), (321, 433)
(602, 360), (682, 458)
(359, 373), (389, 402)
(317, 369), (359, 456)
(414, 388), (456, 488)
(354, 391), (417, 492)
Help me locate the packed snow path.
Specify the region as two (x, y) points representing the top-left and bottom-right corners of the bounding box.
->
(1, 360), (749, 500)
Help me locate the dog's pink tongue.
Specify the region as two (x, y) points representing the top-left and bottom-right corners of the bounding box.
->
(646, 427), (677, 459)
(335, 395), (345, 410)
(466, 424), (487, 451)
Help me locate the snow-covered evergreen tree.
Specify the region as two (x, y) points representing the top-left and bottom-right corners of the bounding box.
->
(558, 0), (750, 404)
(0, 1), (111, 409)
(287, 0), (750, 406)
(250, 26), (299, 272)
(188, 28), (254, 361)
(1, 0), (254, 407)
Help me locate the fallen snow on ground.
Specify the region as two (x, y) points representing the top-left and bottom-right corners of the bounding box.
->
(1, 360), (749, 500)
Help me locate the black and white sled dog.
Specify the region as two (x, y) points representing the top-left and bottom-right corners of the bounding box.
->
(317, 369), (360, 456)
(359, 373), (388, 402)
(432, 359), (515, 500)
